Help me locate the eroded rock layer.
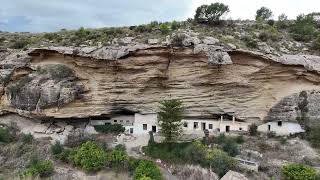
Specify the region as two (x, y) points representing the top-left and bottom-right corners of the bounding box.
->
(1, 45), (320, 123)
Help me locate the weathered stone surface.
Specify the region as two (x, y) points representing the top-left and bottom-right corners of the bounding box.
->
(148, 39), (159, 45)
(1, 45), (320, 125)
(202, 36), (219, 45)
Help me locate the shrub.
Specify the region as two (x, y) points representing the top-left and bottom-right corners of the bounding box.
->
(69, 141), (107, 171)
(213, 134), (239, 157)
(22, 160), (54, 178)
(249, 123), (258, 136)
(258, 26), (279, 42)
(312, 34), (320, 50)
(159, 24), (170, 34)
(195, 3), (229, 24)
(307, 125), (320, 148)
(133, 160), (162, 180)
(282, 164), (316, 180)
(291, 14), (316, 42)
(171, 21), (180, 30)
(207, 149), (237, 177)
(57, 149), (71, 163)
(235, 135), (245, 144)
(94, 124), (125, 134)
(242, 36), (258, 49)
(10, 38), (30, 49)
(21, 133), (33, 143)
(107, 148), (129, 170)
(276, 14), (290, 29)
(256, 7), (273, 21)
(51, 141), (64, 155)
(0, 127), (13, 143)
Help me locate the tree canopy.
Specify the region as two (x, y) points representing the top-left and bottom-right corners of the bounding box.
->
(256, 7), (273, 21)
(195, 3), (229, 24)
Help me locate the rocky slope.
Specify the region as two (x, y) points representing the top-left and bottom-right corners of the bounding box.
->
(1, 35), (320, 125)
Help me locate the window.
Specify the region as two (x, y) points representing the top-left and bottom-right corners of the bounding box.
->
(193, 122), (198, 129)
(209, 124), (213, 129)
(120, 120), (123, 123)
(126, 120), (130, 123)
(239, 127), (242, 131)
(114, 120), (117, 123)
(278, 121), (282, 126)
(183, 122), (188, 128)
(143, 124), (147, 130)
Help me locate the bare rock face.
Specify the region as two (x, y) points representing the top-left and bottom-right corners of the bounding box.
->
(1, 44), (320, 125)
(5, 63), (84, 112)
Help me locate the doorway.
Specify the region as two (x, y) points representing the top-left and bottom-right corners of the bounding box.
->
(268, 124), (271, 131)
(152, 126), (157, 133)
(130, 128), (133, 134)
(226, 126), (230, 132)
(201, 123), (206, 130)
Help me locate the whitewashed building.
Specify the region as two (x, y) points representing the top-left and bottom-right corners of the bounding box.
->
(90, 113), (251, 135)
(258, 120), (305, 135)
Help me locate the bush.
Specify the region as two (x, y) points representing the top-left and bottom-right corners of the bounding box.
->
(312, 34), (320, 50)
(159, 24), (170, 34)
(51, 141), (64, 155)
(0, 127), (13, 143)
(22, 160), (54, 178)
(207, 149), (237, 177)
(307, 125), (320, 148)
(276, 14), (290, 29)
(10, 38), (30, 49)
(242, 36), (258, 49)
(291, 14), (316, 42)
(107, 148), (129, 170)
(57, 149), (71, 163)
(21, 133), (33, 143)
(282, 164), (316, 180)
(258, 26), (279, 42)
(249, 123), (258, 136)
(213, 134), (239, 157)
(94, 124), (125, 134)
(69, 141), (107, 171)
(133, 160), (162, 180)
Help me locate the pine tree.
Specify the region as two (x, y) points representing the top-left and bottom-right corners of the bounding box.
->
(157, 99), (184, 142)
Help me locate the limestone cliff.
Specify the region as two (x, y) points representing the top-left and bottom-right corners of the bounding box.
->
(1, 43), (320, 125)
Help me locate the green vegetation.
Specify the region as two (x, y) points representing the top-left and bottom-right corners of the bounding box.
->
(133, 160), (162, 180)
(143, 140), (237, 177)
(0, 127), (13, 143)
(291, 14), (316, 42)
(22, 160), (54, 178)
(256, 7), (273, 21)
(249, 123), (258, 136)
(282, 163), (316, 180)
(21, 133), (33, 143)
(107, 145), (129, 170)
(276, 14), (290, 29)
(194, 3), (229, 25)
(213, 134), (240, 157)
(68, 141), (108, 171)
(157, 99), (184, 142)
(207, 148), (237, 177)
(10, 38), (30, 49)
(258, 26), (279, 42)
(307, 125), (320, 148)
(51, 141), (64, 155)
(313, 33), (320, 50)
(94, 124), (125, 134)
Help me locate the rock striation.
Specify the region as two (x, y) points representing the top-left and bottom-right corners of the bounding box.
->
(1, 42), (320, 124)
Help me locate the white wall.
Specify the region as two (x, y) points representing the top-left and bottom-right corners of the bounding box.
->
(133, 113), (158, 135)
(131, 114), (250, 135)
(111, 115), (134, 126)
(258, 121), (305, 135)
(90, 119), (111, 126)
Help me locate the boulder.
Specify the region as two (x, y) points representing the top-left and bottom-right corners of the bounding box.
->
(148, 39), (159, 45)
(202, 36), (219, 45)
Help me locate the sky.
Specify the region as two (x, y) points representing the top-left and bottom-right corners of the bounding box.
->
(0, 0), (319, 32)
